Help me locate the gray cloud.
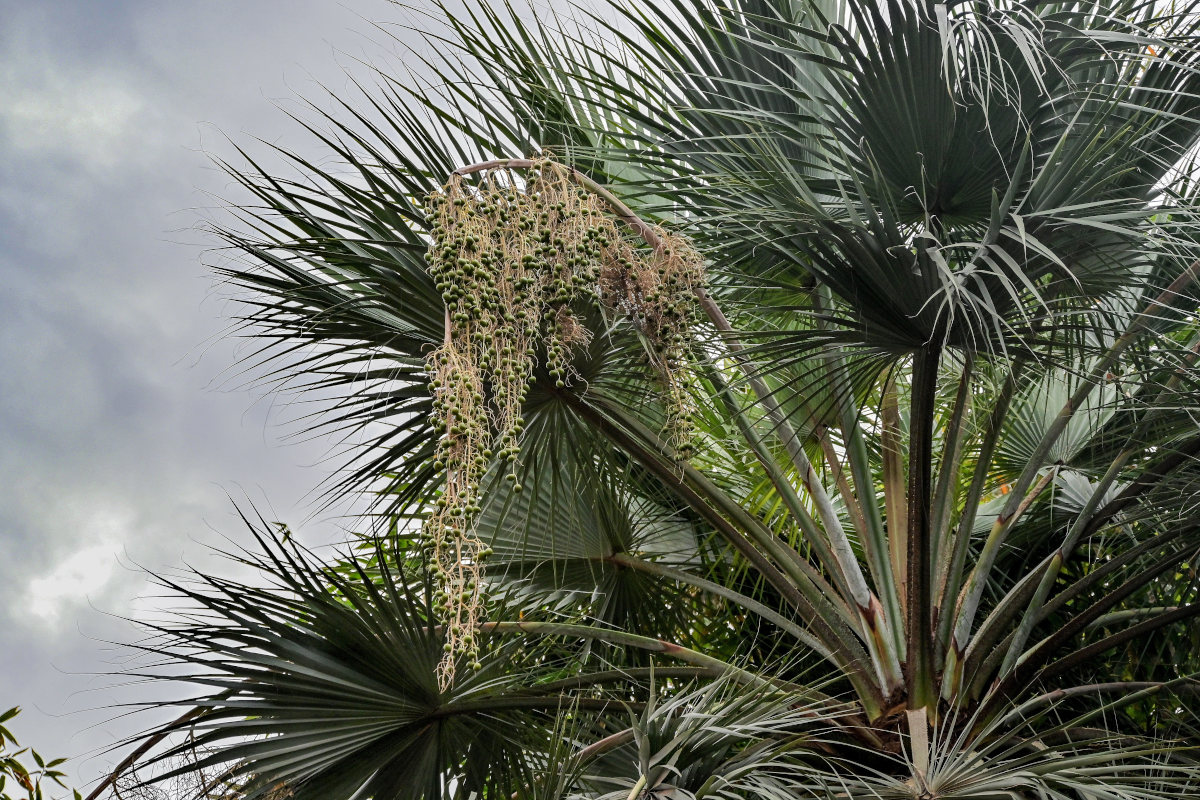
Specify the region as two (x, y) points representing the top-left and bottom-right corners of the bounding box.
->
(0, 0), (409, 788)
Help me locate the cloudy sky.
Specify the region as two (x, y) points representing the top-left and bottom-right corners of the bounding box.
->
(0, 0), (432, 789)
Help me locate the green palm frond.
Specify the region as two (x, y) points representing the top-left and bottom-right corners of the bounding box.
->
(116, 0), (1200, 798)
(131, 515), (550, 800)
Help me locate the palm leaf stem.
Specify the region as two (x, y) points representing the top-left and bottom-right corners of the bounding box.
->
(983, 341), (1200, 686)
(880, 373), (907, 617)
(906, 343), (942, 711)
(942, 465), (1059, 700)
(702, 306), (879, 619)
(476, 622), (762, 689)
(982, 603), (1200, 724)
(996, 452), (1137, 680)
(581, 392), (853, 626)
(964, 545), (1192, 703)
(560, 390), (885, 716)
(935, 362), (1025, 668)
(815, 284), (905, 659)
(827, 412), (890, 608)
(704, 363), (903, 693)
(954, 456), (1198, 697)
(1078, 435), (1200, 537)
(575, 728), (635, 762)
(995, 678), (1200, 730)
(527, 668), (718, 693)
(1085, 605), (1182, 629)
(702, 362), (872, 621)
(1037, 522), (1196, 627)
(979, 657), (1200, 743)
(984, 550), (1192, 697)
(603, 551), (834, 663)
(951, 261), (1200, 673)
(997, 325), (1200, 678)
(929, 354), (975, 608)
(815, 428), (873, 559)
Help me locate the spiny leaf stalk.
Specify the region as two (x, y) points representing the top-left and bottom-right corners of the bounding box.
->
(422, 157), (704, 687)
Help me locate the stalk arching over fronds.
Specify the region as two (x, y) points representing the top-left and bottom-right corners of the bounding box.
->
(124, 0), (1200, 798)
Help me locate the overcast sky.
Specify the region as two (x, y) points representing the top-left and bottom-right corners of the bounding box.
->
(0, 0), (435, 790)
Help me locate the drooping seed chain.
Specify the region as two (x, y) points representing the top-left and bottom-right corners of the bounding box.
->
(422, 158), (705, 688)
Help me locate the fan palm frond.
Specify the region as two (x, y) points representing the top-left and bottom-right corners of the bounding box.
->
(121, 1), (1200, 798)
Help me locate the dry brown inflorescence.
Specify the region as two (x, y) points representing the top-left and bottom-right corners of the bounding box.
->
(422, 157), (704, 687)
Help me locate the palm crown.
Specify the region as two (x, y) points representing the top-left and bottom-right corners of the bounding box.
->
(134, 1), (1200, 798)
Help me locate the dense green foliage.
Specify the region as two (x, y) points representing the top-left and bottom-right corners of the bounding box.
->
(130, 1), (1200, 798)
(1, 708), (78, 800)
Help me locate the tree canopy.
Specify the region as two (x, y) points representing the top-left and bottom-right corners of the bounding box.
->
(120, 1), (1200, 798)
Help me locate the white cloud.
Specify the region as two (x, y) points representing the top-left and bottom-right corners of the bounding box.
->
(0, 0), (420, 782)
(0, 56), (145, 168)
(28, 541), (119, 621)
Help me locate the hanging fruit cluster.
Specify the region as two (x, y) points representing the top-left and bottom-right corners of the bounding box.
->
(422, 158), (704, 688)
(597, 229), (705, 458)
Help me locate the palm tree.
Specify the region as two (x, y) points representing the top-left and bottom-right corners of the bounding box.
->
(130, 0), (1200, 797)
